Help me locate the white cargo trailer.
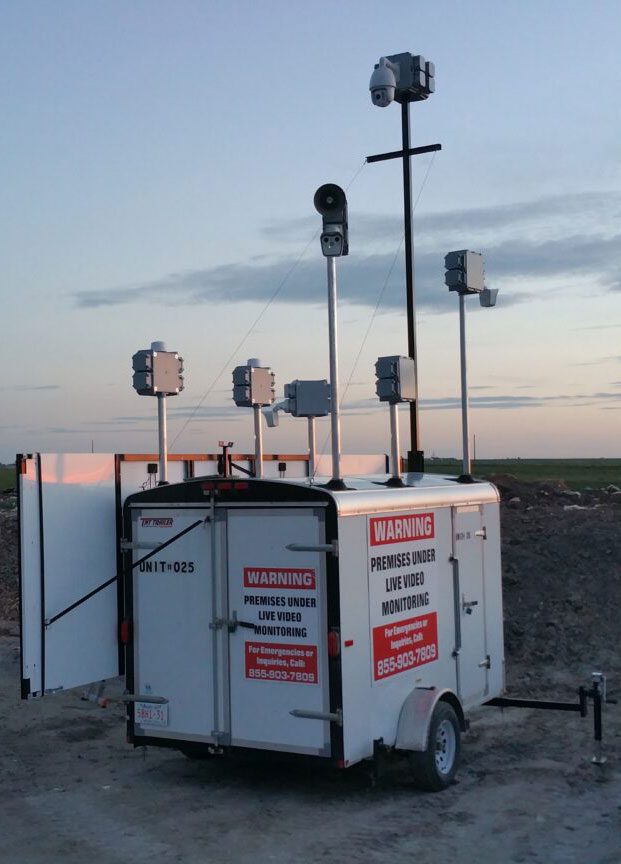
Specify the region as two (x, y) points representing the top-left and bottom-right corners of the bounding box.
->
(121, 471), (503, 790)
(18, 452), (503, 790)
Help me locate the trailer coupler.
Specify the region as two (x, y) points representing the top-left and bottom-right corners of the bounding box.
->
(485, 672), (616, 765)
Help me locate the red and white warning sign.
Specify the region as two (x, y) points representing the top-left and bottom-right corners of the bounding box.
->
(243, 567), (316, 590)
(368, 510), (439, 682)
(242, 566), (320, 685)
(245, 642), (318, 684)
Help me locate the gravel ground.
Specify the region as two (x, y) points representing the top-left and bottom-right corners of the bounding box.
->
(0, 481), (619, 863)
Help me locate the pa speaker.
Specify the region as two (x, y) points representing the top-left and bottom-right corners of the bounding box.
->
(314, 184), (347, 218)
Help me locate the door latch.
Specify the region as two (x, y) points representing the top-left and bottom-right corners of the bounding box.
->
(462, 595), (479, 615)
(226, 611), (256, 633)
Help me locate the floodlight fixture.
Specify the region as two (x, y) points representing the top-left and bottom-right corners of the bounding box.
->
(231, 358), (275, 479)
(374, 355), (417, 486)
(131, 340), (184, 484)
(443, 251), (499, 483)
(444, 250), (485, 295)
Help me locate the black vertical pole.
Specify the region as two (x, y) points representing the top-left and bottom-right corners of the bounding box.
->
(401, 100), (424, 472)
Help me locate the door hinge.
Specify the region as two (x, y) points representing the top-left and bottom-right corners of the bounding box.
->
(474, 527), (487, 539)
(478, 655), (491, 669)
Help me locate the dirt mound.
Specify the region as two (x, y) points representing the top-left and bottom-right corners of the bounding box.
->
(0, 507), (19, 621)
(501, 498), (621, 690)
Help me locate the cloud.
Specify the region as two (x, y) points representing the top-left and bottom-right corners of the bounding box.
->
(96, 405), (244, 426)
(342, 388), (621, 414)
(573, 323), (621, 331)
(572, 355), (621, 367)
(264, 191), (621, 243)
(73, 190), (621, 311)
(0, 384), (60, 392)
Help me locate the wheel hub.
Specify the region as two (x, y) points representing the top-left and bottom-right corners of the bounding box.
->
(434, 718), (456, 775)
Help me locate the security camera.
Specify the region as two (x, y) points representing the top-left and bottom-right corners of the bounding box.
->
(262, 399), (291, 428)
(369, 57), (398, 108)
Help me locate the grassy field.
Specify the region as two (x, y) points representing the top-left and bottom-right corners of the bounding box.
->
(0, 460), (619, 492)
(0, 465), (15, 490)
(425, 458), (621, 490)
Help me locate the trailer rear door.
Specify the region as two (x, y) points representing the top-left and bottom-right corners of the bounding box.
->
(19, 454), (120, 697)
(227, 507), (331, 756)
(454, 504), (488, 703)
(130, 507), (219, 741)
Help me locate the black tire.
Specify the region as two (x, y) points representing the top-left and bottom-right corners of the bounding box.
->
(408, 701), (461, 792)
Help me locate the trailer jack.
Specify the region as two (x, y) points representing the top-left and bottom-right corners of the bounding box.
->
(485, 672), (616, 765)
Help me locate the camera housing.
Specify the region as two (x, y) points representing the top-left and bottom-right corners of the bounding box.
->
(370, 53), (435, 106)
(314, 183), (349, 257)
(369, 57), (397, 107)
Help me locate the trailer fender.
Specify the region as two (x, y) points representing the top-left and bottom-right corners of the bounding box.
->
(395, 688), (466, 752)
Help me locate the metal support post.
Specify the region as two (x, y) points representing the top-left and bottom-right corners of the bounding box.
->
(157, 393), (168, 484)
(458, 294), (472, 481)
(253, 405), (263, 479)
(401, 101), (423, 473)
(327, 257), (343, 487)
(387, 403), (404, 487)
(307, 417), (316, 480)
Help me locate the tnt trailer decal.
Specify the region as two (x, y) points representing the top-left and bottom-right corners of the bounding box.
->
(368, 511), (440, 682)
(242, 567), (320, 684)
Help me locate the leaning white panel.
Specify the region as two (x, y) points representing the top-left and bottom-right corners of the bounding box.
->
(120, 458), (186, 500)
(19, 456), (43, 695)
(39, 454), (120, 693)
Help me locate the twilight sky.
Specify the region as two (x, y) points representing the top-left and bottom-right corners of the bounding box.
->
(1, 0), (620, 462)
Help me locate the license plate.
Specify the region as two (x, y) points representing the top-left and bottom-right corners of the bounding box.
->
(134, 701), (168, 727)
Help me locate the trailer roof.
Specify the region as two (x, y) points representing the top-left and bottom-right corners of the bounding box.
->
(272, 472), (500, 515)
(123, 470), (499, 515)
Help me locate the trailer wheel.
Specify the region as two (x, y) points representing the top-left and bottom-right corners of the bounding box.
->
(409, 701), (460, 792)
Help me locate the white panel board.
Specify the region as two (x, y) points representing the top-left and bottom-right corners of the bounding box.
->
(19, 457), (43, 695)
(39, 454), (120, 693)
(120, 459), (186, 500)
(315, 454), (388, 476)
